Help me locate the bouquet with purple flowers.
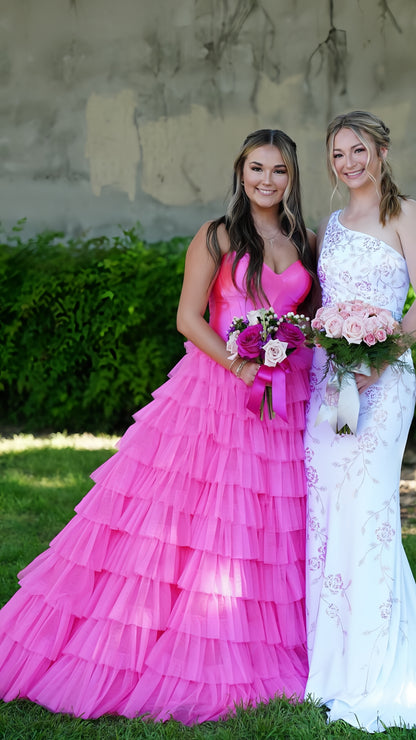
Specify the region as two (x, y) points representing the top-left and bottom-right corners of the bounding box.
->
(227, 307), (312, 419)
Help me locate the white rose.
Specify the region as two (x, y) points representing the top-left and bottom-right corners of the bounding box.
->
(226, 331), (239, 359)
(246, 309), (262, 325)
(263, 338), (288, 367)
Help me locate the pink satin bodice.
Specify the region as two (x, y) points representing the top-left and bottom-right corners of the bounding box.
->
(209, 253), (312, 339)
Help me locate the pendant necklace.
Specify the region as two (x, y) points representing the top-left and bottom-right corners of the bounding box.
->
(257, 228), (282, 247)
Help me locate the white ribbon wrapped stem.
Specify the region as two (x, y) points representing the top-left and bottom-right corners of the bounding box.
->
(315, 362), (371, 434)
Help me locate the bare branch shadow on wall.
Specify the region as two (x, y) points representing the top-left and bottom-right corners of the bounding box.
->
(203, 0), (259, 64)
(305, 0), (347, 122)
(378, 0), (402, 34)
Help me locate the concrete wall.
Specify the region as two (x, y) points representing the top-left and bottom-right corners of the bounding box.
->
(0, 0), (415, 240)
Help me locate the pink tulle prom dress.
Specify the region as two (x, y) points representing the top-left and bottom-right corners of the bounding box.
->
(0, 253), (312, 725)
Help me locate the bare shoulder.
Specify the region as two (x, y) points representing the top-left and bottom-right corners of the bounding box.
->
(191, 220), (213, 241)
(395, 199), (416, 266)
(187, 220), (229, 257)
(399, 197), (416, 221)
(396, 198), (416, 243)
(194, 219), (230, 256)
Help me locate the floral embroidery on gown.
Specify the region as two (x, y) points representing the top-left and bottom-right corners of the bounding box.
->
(305, 211), (416, 732)
(0, 253), (312, 725)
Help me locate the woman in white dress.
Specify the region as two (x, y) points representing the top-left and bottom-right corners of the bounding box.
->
(305, 110), (416, 731)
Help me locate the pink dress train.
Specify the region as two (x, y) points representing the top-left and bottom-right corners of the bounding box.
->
(0, 254), (312, 724)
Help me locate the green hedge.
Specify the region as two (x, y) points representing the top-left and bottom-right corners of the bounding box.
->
(0, 221), (190, 433)
(1, 221), (415, 436)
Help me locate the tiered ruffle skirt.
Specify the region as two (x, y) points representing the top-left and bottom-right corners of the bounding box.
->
(0, 343), (310, 724)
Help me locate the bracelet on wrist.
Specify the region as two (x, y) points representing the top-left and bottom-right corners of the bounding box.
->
(234, 359), (249, 377)
(228, 357), (240, 374)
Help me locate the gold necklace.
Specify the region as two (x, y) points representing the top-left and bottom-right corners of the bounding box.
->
(257, 228), (282, 245)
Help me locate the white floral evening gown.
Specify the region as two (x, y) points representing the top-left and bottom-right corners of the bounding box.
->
(304, 211), (416, 732)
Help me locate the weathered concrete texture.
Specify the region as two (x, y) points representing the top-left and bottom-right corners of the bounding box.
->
(0, 0), (415, 240)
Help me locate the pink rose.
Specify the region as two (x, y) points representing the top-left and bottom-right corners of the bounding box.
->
(335, 301), (350, 319)
(374, 328), (387, 342)
(324, 573), (345, 594)
(276, 321), (305, 348)
(237, 324), (262, 358)
(311, 317), (324, 330)
(377, 309), (396, 332)
(338, 308), (350, 319)
(363, 332), (376, 346)
(263, 338), (288, 366)
(364, 315), (380, 334)
(349, 301), (367, 315)
(342, 315), (365, 344)
(312, 305), (338, 330)
(323, 314), (344, 338)
(320, 306), (340, 321)
(314, 306), (326, 321)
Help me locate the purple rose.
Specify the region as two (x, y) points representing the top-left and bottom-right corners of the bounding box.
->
(276, 322), (305, 348)
(236, 324), (262, 359)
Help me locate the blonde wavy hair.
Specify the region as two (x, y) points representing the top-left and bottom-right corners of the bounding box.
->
(326, 110), (405, 225)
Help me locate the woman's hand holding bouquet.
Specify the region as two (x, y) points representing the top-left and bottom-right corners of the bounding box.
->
(227, 307), (312, 420)
(311, 299), (413, 434)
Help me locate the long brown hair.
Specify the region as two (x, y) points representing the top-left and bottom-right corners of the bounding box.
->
(206, 129), (317, 309)
(326, 110), (405, 225)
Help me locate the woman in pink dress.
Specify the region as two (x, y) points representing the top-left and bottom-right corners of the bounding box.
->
(0, 129), (316, 724)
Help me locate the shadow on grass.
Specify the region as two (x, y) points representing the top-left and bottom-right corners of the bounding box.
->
(0, 446), (114, 605)
(0, 444), (416, 737)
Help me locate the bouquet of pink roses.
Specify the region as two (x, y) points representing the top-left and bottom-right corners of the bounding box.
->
(311, 299), (404, 370)
(227, 307), (312, 419)
(311, 299), (411, 433)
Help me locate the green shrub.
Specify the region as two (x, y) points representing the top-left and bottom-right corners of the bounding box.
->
(0, 220), (190, 433)
(1, 220), (415, 436)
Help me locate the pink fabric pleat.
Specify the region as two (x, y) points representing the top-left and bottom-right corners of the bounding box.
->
(0, 244), (313, 727)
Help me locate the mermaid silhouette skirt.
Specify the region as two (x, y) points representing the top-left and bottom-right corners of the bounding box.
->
(305, 212), (416, 731)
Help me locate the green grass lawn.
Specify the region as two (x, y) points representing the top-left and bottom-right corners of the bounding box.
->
(0, 434), (415, 739)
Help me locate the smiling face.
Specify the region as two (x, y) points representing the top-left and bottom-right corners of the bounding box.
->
(331, 127), (384, 190)
(242, 144), (289, 211)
